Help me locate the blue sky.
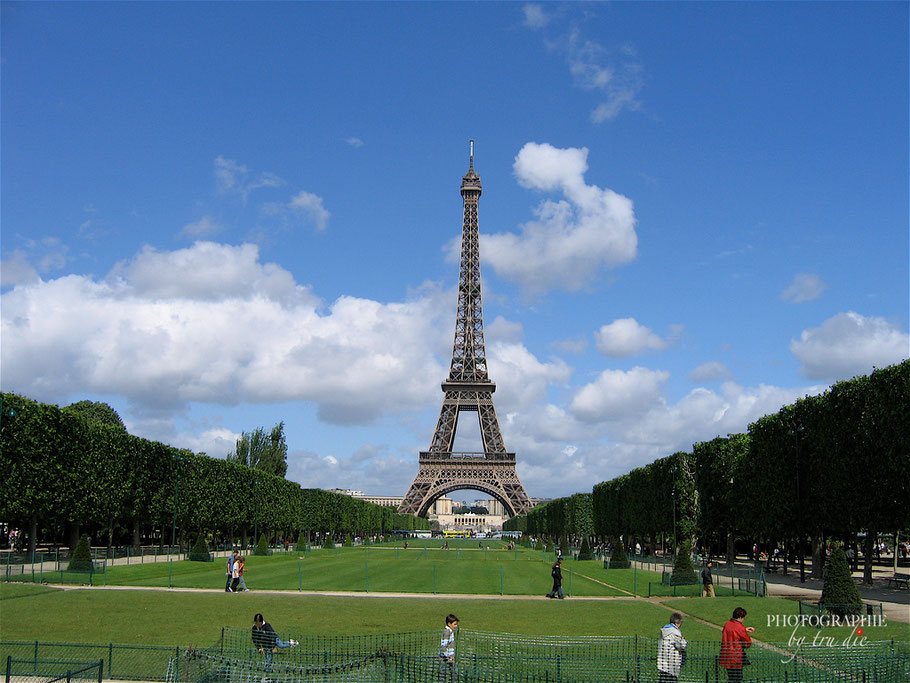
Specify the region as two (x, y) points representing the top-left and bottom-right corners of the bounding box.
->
(2, 2), (908, 502)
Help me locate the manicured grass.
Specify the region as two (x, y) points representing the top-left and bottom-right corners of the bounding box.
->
(100, 547), (626, 597)
(0, 588), (722, 645)
(0, 582), (62, 600)
(663, 596), (910, 644)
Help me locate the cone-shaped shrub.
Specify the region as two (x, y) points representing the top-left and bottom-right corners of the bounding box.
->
(189, 535), (211, 562)
(253, 533), (270, 556)
(820, 546), (863, 616)
(295, 532), (306, 551)
(344, 533), (352, 547)
(559, 536), (570, 557)
(535, 540), (543, 552)
(577, 536), (593, 561)
(68, 535), (94, 572)
(323, 535), (335, 549)
(670, 539), (699, 584)
(609, 541), (630, 568)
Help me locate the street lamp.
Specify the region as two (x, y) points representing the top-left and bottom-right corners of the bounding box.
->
(168, 453), (184, 587)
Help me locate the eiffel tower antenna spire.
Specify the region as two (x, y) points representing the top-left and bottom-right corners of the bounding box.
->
(399, 143), (532, 518)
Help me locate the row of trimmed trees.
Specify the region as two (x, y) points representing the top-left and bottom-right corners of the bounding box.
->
(505, 361), (909, 583)
(0, 393), (427, 556)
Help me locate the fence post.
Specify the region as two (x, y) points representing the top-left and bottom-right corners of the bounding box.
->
(433, 564), (437, 594)
(365, 561), (369, 592)
(298, 558), (302, 591)
(500, 565), (504, 595)
(6, 655), (11, 682)
(108, 642), (113, 677)
(97, 659), (103, 683)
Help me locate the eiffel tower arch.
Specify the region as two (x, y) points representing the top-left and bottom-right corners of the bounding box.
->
(399, 142), (532, 519)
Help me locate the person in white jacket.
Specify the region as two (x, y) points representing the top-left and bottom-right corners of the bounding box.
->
(657, 612), (688, 682)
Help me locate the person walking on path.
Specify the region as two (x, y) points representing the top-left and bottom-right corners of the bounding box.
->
(234, 556), (248, 592)
(225, 550), (238, 592)
(702, 560), (716, 598)
(657, 612), (688, 682)
(438, 614), (458, 681)
(720, 607), (755, 682)
(252, 613), (298, 671)
(546, 558), (565, 599)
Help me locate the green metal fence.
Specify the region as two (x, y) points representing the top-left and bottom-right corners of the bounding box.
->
(4, 632), (908, 683)
(5, 657), (103, 683)
(188, 627), (909, 682)
(0, 642), (180, 682)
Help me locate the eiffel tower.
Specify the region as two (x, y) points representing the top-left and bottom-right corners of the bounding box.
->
(399, 142), (532, 518)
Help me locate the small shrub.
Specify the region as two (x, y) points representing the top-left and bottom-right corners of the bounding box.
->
(323, 535), (335, 549)
(670, 540), (700, 584)
(344, 534), (352, 547)
(188, 535), (211, 562)
(68, 535), (94, 572)
(253, 533), (270, 556)
(609, 541), (630, 569)
(295, 532), (306, 551)
(577, 536), (593, 561)
(820, 546), (863, 616)
(559, 536), (570, 557)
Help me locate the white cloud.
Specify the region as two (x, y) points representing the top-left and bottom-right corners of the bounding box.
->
(180, 216), (223, 239)
(595, 318), (674, 357)
(0, 241), (451, 425)
(214, 156), (284, 200)
(569, 366), (669, 422)
(1, 250), (40, 287)
(478, 143), (637, 293)
(289, 191), (330, 232)
(345, 137), (364, 148)
(781, 273), (827, 303)
(522, 3), (550, 30)
(688, 361), (733, 383)
(790, 311), (909, 380)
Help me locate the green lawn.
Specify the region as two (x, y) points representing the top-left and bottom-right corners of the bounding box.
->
(0, 587), (720, 645)
(94, 547), (628, 597)
(664, 595), (910, 644)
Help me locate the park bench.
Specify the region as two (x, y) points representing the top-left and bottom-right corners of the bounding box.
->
(885, 573), (910, 589)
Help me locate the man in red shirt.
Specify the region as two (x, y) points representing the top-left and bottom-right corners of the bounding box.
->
(720, 606), (755, 681)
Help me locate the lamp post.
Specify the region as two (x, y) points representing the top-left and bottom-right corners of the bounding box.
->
(168, 453), (184, 587)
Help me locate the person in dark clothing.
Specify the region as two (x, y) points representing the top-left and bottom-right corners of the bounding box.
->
(546, 558), (564, 599)
(252, 613), (298, 670)
(701, 561), (715, 598)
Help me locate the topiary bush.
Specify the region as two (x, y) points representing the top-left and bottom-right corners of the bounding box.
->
(559, 536), (570, 557)
(609, 541), (630, 569)
(577, 536), (593, 561)
(68, 534), (94, 572)
(820, 546), (863, 616)
(295, 532), (306, 551)
(344, 533), (352, 547)
(670, 539), (700, 584)
(323, 535), (335, 549)
(253, 533), (270, 556)
(189, 534), (212, 562)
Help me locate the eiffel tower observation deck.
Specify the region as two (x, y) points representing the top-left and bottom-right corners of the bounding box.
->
(399, 142), (532, 518)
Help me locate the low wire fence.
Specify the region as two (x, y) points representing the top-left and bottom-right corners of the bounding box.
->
(5, 657), (103, 683)
(0, 642), (180, 682)
(177, 626), (909, 683)
(4, 631), (908, 683)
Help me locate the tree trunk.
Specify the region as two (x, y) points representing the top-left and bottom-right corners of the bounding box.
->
(726, 530), (736, 568)
(863, 532), (875, 585)
(68, 523), (81, 551)
(28, 516), (38, 558)
(132, 521), (141, 551)
(811, 532), (824, 579)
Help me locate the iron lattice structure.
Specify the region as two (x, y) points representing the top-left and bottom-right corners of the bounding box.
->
(399, 143), (532, 518)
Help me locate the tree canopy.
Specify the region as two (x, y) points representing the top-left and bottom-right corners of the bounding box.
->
(227, 422), (288, 477)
